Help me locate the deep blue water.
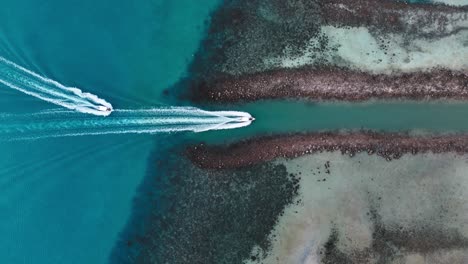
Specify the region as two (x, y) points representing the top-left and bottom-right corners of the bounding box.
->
(0, 0), (219, 263)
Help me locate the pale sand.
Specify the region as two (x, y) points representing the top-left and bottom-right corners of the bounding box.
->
(244, 152), (468, 264)
(432, 0), (468, 6)
(265, 25), (468, 74)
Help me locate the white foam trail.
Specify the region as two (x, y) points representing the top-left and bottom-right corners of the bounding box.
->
(0, 56), (113, 116)
(0, 107), (253, 140)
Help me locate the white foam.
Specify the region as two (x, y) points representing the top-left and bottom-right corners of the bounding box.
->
(0, 107), (253, 140)
(0, 56), (113, 116)
(265, 26), (468, 74)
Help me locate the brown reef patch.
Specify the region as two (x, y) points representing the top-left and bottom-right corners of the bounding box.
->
(190, 67), (468, 103)
(187, 131), (468, 169)
(180, 0), (467, 80)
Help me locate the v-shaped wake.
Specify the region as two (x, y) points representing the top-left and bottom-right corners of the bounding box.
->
(0, 56), (253, 139)
(0, 56), (113, 116)
(0, 107), (253, 140)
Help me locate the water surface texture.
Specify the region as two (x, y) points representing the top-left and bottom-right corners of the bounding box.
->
(1, 0), (467, 264)
(0, 0), (220, 263)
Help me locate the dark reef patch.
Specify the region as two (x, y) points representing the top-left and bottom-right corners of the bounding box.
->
(176, 0), (467, 102)
(187, 131), (468, 169)
(186, 0), (323, 79)
(321, 226), (357, 264)
(321, 0), (468, 37)
(189, 67), (468, 103)
(319, 201), (468, 264)
(111, 139), (299, 264)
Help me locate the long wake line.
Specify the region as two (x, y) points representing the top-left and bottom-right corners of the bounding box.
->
(0, 56), (254, 139)
(0, 56), (113, 116)
(0, 107), (253, 140)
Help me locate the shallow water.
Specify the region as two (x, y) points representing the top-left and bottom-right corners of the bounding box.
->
(193, 100), (468, 143)
(246, 152), (468, 263)
(0, 0), (467, 263)
(0, 0), (220, 263)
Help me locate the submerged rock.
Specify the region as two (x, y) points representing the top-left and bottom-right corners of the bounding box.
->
(114, 144), (299, 264)
(189, 67), (468, 102)
(187, 131), (468, 169)
(178, 0), (467, 103)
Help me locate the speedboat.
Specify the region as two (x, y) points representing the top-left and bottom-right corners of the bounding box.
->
(237, 115), (255, 122)
(97, 105), (113, 112)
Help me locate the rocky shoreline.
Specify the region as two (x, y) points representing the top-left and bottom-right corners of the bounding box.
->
(189, 68), (468, 103)
(187, 131), (468, 169)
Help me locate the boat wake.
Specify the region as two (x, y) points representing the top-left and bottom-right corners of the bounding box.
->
(0, 57), (253, 139)
(0, 107), (254, 140)
(0, 56), (113, 116)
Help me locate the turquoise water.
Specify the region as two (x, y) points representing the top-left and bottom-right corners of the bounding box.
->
(0, 0), (220, 263)
(193, 100), (468, 143)
(0, 0), (466, 263)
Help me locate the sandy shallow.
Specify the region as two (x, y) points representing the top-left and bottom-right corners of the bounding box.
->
(433, 0), (468, 6)
(186, 130), (468, 263)
(266, 26), (468, 74)
(184, 0), (467, 76)
(243, 152), (468, 264)
(182, 0), (467, 103)
(175, 1), (468, 263)
(320, 0), (468, 37)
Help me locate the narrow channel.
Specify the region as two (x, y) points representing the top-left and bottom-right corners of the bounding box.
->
(193, 100), (468, 143)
